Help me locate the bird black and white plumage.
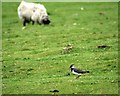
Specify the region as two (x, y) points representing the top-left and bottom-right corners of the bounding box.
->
(69, 64), (89, 79)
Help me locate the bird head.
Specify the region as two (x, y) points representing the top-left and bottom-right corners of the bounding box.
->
(69, 64), (74, 68)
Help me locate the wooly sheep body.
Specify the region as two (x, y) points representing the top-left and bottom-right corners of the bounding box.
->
(17, 1), (50, 27)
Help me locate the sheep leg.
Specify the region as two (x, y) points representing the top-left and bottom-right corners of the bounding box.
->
(23, 20), (27, 26)
(23, 19), (31, 26)
(32, 21), (35, 25)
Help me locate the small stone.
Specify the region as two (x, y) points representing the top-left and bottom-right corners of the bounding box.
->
(80, 7), (84, 10)
(73, 23), (77, 25)
(22, 27), (26, 30)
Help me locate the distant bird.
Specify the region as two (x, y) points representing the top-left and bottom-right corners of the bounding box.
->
(69, 64), (89, 79)
(50, 90), (59, 94)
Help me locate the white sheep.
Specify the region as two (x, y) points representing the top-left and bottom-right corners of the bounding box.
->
(17, 1), (50, 29)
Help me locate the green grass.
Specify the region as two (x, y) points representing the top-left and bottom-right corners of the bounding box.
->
(2, 2), (118, 94)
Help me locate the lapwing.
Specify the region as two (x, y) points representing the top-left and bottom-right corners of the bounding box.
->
(69, 64), (89, 79)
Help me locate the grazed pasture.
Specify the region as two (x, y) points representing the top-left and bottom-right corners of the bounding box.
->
(2, 2), (118, 94)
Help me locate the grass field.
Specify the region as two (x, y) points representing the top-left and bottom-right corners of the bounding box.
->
(2, 2), (118, 94)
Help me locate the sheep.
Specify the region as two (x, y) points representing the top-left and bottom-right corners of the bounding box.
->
(17, 1), (50, 29)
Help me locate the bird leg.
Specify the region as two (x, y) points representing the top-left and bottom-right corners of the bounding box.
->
(76, 75), (81, 79)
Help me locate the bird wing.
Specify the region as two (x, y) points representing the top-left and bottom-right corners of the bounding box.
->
(74, 68), (87, 74)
